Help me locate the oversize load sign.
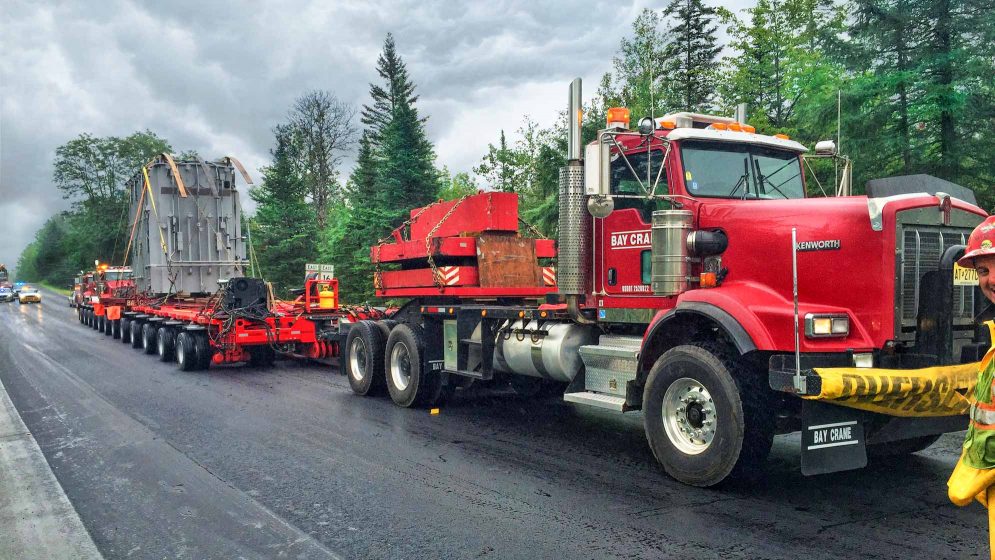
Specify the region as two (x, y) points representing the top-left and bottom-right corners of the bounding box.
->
(806, 362), (977, 417)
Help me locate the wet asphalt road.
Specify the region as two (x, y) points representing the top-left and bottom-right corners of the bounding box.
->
(0, 291), (988, 559)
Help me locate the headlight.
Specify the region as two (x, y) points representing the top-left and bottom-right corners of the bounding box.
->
(805, 313), (849, 338)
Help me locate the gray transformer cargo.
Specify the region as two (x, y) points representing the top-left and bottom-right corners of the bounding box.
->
(128, 156), (247, 295)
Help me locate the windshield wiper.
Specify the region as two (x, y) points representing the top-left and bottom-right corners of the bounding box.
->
(753, 158), (790, 199)
(728, 157), (751, 198)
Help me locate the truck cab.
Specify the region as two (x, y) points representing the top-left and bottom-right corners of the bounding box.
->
(566, 107), (986, 485)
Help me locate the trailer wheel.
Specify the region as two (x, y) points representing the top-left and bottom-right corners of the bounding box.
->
(247, 345), (276, 368)
(344, 320), (386, 396)
(175, 332), (197, 371)
(78, 308), (84, 323)
(120, 318), (132, 343)
(141, 323), (157, 355)
(157, 327), (176, 362)
(193, 332), (212, 370)
(105, 319), (114, 337)
(131, 321), (144, 348)
(385, 324), (441, 408)
(642, 343), (774, 487)
(112, 319), (121, 339)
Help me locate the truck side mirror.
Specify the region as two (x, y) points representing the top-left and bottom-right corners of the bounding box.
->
(584, 140), (610, 196)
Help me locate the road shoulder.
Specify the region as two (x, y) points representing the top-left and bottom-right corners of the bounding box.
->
(0, 374), (102, 560)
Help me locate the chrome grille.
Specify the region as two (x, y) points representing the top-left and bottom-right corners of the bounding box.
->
(899, 226), (973, 328)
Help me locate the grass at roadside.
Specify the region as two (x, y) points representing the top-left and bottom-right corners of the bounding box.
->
(39, 282), (72, 297)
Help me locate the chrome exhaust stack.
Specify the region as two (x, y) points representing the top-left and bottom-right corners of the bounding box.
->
(558, 78), (594, 324)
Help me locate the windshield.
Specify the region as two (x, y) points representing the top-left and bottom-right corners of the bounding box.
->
(104, 271), (130, 281)
(680, 141), (805, 199)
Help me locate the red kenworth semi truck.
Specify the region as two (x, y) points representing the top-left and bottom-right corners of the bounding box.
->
(343, 79), (987, 486)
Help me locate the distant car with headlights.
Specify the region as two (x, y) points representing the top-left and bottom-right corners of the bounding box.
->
(17, 286), (41, 304)
(0, 287), (13, 302)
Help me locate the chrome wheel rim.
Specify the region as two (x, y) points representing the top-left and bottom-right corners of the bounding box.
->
(662, 377), (717, 455)
(390, 342), (411, 392)
(348, 337), (368, 381)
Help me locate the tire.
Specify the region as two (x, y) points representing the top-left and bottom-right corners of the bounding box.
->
(141, 323), (158, 355)
(642, 343), (775, 487)
(99, 315), (106, 333)
(193, 332), (212, 370)
(78, 308), (84, 323)
(104, 318), (114, 337)
(175, 332), (197, 371)
(131, 321), (144, 348)
(112, 319), (121, 339)
(120, 318), (132, 343)
(375, 319), (398, 340)
(157, 327), (176, 362)
(385, 324), (442, 408)
(344, 320), (387, 396)
(247, 345), (276, 367)
(91, 312), (98, 330)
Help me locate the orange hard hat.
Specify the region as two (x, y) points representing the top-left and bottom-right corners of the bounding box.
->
(958, 215), (995, 268)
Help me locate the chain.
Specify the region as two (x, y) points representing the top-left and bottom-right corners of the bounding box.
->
(425, 194), (471, 288)
(518, 216), (547, 239)
(372, 197), (455, 291)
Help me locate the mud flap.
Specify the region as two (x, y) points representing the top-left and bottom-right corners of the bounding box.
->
(801, 400), (867, 476)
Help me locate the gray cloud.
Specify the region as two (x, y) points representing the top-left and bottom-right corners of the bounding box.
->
(0, 0), (753, 275)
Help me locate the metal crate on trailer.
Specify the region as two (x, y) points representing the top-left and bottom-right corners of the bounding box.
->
(128, 156), (248, 295)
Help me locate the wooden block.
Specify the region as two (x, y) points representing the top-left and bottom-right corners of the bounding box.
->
(476, 234), (541, 288)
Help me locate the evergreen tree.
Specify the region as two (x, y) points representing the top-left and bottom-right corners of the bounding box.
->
(602, 9), (670, 121)
(843, 0), (995, 201)
(249, 131), (316, 295)
(720, 0), (844, 132)
(328, 34), (439, 301)
(473, 130), (518, 192)
(361, 33), (420, 145)
(661, 0), (723, 112)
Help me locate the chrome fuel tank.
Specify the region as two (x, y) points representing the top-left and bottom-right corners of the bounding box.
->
(492, 320), (597, 382)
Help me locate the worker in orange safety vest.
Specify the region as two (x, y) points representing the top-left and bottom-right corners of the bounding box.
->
(949, 215), (995, 558)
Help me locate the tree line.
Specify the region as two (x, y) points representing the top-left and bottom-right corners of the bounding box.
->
(16, 1), (995, 301)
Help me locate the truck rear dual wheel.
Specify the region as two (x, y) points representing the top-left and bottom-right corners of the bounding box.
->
(344, 320), (387, 396)
(157, 327), (176, 362)
(643, 343), (775, 488)
(385, 324), (445, 408)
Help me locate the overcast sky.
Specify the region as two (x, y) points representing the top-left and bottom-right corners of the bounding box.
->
(0, 0), (753, 274)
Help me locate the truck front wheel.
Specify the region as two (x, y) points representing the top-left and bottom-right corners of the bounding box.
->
(344, 320), (386, 396)
(643, 343), (774, 487)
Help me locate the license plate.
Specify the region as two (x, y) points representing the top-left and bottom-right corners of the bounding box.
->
(953, 263), (978, 286)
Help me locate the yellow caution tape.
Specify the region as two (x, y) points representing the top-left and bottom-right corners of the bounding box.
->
(807, 363), (979, 417)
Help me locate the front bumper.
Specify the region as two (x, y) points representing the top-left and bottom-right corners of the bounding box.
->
(19, 296), (41, 303)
